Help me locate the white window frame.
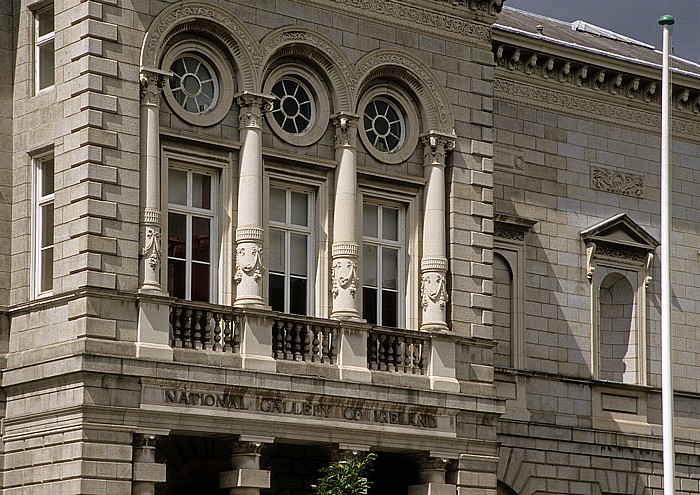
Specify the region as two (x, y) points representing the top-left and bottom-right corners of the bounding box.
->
(268, 184), (315, 315)
(32, 153), (54, 297)
(361, 200), (406, 328)
(34, 4), (55, 93)
(166, 165), (219, 303)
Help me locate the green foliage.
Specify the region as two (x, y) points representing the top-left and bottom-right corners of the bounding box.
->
(312, 453), (377, 495)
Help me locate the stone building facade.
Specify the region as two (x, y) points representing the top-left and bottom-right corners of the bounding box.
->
(1, 0), (700, 494)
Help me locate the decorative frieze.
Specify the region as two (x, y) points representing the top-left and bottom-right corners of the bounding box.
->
(494, 228), (524, 242)
(591, 167), (644, 198)
(297, 0), (494, 45)
(494, 77), (700, 137)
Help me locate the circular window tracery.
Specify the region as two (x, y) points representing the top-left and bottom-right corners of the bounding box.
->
(161, 41), (235, 127)
(271, 78), (315, 135)
(363, 97), (405, 153)
(357, 86), (419, 164)
(169, 54), (219, 115)
(263, 65), (330, 147)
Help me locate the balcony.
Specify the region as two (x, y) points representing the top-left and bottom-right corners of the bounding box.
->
(164, 300), (457, 390)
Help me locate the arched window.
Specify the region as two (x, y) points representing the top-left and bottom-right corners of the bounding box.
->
(493, 252), (514, 368)
(599, 271), (636, 382)
(581, 214), (658, 385)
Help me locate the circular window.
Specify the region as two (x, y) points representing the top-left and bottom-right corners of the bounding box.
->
(357, 86), (419, 164)
(161, 41), (235, 127)
(363, 97), (405, 153)
(169, 54), (219, 115)
(263, 66), (330, 147)
(271, 78), (315, 135)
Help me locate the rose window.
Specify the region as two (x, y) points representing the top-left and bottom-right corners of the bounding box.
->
(271, 79), (314, 134)
(169, 54), (219, 115)
(363, 98), (405, 153)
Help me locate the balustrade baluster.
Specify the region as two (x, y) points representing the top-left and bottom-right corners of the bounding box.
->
(404, 339), (413, 373)
(202, 311), (212, 350)
(394, 336), (403, 372)
(212, 312), (222, 351)
(182, 308), (192, 348)
(388, 335), (397, 371)
(302, 324), (312, 361)
(368, 333), (378, 370)
(273, 320), (284, 359)
(284, 321), (293, 360)
(192, 310), (203, 350)
(293, 323), (302, 361)
(222, 314), (232, 352)
(378, 334), (388, 371)
(172, 306), (182, 348)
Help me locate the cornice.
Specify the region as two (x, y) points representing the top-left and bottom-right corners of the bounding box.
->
(292, 0), (495, 45)
(494, 76), (700, 140)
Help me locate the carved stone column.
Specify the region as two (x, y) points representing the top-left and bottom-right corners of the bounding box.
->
(220, 439), (272, 495)
(330, 113), (360, 320)
(234, 92), (274, 307)
(138, 68), (170, 294)
(132, 434), (166, 495)
(408, 456), (455, 495)
(136, 68), (173, 361)
(420, 132), (455, 331)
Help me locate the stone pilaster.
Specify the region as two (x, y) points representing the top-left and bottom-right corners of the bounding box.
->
(234, 92), (274, 307)
(138, 68), (170, 294)
(330, 113), (360, 320)
(132, 433), (167, 495)
(220, 439), (272, 495)
(420, 132), (455, 332)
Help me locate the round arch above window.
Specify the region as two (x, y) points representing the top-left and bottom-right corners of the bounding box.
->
(357, 85), (419, 164)
(161, 40), (235, 127)
(263, 65), (330, 147)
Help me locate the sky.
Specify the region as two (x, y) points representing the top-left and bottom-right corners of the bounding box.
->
(504, 0), (700, 64)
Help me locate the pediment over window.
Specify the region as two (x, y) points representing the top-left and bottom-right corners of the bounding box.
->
(581, 213), (659, 282)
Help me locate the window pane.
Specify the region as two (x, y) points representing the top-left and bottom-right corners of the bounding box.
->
(269, 274), (285, 312)
(289, 277), (307, 315)
(363, 244), (377, 287)
(191, 217), (210, 262)
(290, 233), (307, 277)
(168, 213), (187, 259)
(363, 287), (377, 325)
(270, 187), (286, 223)
(191, 263), (210, 302)
(290, 191), (308, 226)
(382, 247), (398, 290)
(269, 229), (285, 274)
(363, 204), (378, 237)
(192, 173), (211, 209)
(40, 246), (53, 292)
(169, 170), (188, 206)
(38, 40), (55, 89)
(168, 259), (186, 299)
(41, 159), (54, 195)
(41, 204), (54, 247)
(37, 8), (54, 37)
(382, 290), (398, 327)
(382, 207), (398, 241)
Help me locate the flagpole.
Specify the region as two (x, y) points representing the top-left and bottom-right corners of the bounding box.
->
(659, 14), (675, 495)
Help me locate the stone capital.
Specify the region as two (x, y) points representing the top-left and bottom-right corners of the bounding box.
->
(421, 132), (456, 167)
(331, 112), (360, 148)
(140, 67), (172, 106)
(236, 91), (275, 128)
